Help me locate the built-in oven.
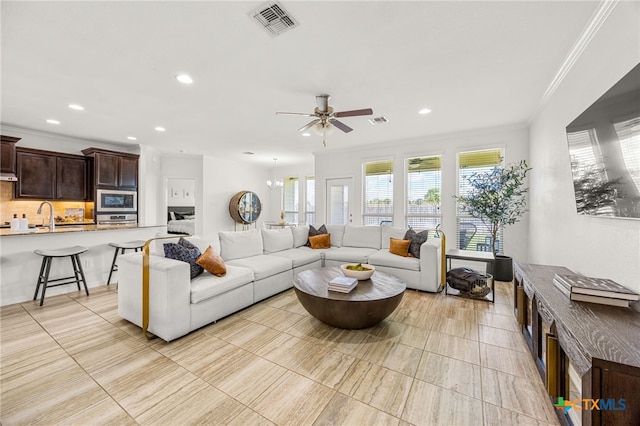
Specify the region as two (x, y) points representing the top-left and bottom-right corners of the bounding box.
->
(96, 189), (137, 213)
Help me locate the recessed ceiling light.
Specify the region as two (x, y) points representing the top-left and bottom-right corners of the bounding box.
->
(154, 126), (166, 132)
(418, 108), (432, 115)
(46, 119), (60, 124)
(127, 136), (137, 141)
(68, 104), (84, 110)
(301, 133), (311, 137)
(175, 74), (193, 84)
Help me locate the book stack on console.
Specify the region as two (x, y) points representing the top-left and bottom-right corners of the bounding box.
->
(329, 276), (358, 293)
(553, 273), (639, 308)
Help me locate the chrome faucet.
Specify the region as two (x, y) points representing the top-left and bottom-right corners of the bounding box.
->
(37, 201), (55, 231)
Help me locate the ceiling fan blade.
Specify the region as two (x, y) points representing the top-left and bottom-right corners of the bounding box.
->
(298, 119), (321, 132)
(333, 108), (373, 118)
(316, 95), (329, 113)
(275, 112), (317, 117)
(329, 118), (353, 133)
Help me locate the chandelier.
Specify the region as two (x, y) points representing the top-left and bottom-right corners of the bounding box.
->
(266, 157), (283, 189)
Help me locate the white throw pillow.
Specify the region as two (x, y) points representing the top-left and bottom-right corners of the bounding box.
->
(342, 224), (381, 249)
(262, 227), (294, 253)
(325, 224), (345, 247)
(291, 224), (310, 247)
(381, 225), (408, 249)
(219, 228), (263, 261)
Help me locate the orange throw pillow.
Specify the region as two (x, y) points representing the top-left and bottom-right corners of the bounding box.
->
(308, 233), (331, 249)
(196, 246), (227, 277)
(389, 237), (411, 257)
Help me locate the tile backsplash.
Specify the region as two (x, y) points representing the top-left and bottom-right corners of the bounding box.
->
(0, 181), (93, 225)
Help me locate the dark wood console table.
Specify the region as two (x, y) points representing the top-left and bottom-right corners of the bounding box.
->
(514, 263), (640, 426)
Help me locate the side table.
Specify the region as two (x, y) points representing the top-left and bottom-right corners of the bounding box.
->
(445, 249), (496, 303)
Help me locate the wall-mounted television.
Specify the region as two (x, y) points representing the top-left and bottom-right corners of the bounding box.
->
(566, 63), (640, 219)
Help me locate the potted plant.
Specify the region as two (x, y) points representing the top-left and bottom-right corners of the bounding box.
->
(455, 159), (531, 281)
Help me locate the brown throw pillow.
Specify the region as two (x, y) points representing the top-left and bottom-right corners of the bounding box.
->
(196, 246), (227, 277)
(389, 237), (411, 257)
(308, 233), (331, 249)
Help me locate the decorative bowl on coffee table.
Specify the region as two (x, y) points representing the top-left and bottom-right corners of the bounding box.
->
(341, 263), (375, 280)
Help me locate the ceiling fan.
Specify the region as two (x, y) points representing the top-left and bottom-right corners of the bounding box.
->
(276, 94), (373, 146)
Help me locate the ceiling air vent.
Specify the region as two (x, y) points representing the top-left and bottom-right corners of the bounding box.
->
(251, 1), (299, 37)
(368, 116), (389, 125)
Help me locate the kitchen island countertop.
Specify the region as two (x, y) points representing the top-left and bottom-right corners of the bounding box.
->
(0, 223), (160, 237)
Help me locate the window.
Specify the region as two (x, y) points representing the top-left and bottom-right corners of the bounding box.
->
(283, 177), (298, 223)
(305, 176), (315, 225)
(406, 155), (441, 229)
(363, 159), (393, 225)
(457, 149), (503, 252)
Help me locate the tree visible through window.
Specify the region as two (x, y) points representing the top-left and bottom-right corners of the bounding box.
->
(406, 155), (441, 229)
(457, 149), (503, 251)
(363, 160), (393, 225)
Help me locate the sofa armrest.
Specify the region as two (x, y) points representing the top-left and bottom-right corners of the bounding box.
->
(117, 252), (191, 342)
(419, 238), (443, 292)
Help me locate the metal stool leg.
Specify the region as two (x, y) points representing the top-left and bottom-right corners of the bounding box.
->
(70, 255), (82, 291)
(106, 246), (120, 285)
(39, 257), (53, 306)
(74, 254), (89, 296)
(34, 256), (48, 301)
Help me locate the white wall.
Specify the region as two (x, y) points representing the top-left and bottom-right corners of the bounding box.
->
(314, 125), (530, 262)
(528, 1), (640, 292)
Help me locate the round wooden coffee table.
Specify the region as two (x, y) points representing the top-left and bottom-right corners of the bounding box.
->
(293, 267), (406, 329)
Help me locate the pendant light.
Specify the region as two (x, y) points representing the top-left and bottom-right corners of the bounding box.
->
(266, 158), (283, 189)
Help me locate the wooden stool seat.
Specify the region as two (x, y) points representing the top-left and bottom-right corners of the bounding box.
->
(33, 246), (89, 306)
(107, 240), (146, 285)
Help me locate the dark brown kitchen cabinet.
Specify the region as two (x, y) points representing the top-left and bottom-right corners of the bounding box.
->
(15, 148), (87, 200)
(56, 156), (87, 200)
(82, 148), (139, 189)
(1, 135), (20, 174)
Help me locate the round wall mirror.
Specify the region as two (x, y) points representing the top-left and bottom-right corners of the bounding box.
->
(229, 191), (262, 224)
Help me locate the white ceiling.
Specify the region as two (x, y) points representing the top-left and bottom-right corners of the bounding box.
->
(1, 1), (599, 167)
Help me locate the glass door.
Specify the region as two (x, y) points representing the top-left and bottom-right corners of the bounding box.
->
(326, 178), (353, 225)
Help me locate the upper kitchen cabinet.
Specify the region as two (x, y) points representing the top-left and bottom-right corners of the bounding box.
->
(1, 135), (20, 175)
(15, 148), (87, 200)
(82, 148), (139, 189)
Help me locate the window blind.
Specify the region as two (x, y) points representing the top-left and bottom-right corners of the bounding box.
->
(406, 155), (441, 229)
(364, 160), (393, 225)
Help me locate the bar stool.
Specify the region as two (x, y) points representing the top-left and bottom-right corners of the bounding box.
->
(33, 246), (89, 306)
(107, 240), (146, 285)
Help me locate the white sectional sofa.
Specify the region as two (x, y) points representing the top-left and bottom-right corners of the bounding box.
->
(118, 224), (443, 341)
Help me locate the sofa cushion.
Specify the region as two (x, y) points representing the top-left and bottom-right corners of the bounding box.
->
(163, 239), (203, 279)
(342, 225), (381, 249)
(368, 250), (421, 271)
(196, 246), (227, 277)
(190, 265), (254, 303)
(389, 238), (411, 257)
(309, 233), (331, 249)
(324, 246), (378, 264)
(381, 225), (408, 249)
(262, 228), (294, 253)
(404, 229), (429, 258)
(305, 224), (327, 247)
(226, 254), (292, 281)
(291, 225), (309, 247)
(269, 247), (322, 268)
(219, 229), (263, 261)
(325, 224), (345, 247)
(156, 235), (220, 257)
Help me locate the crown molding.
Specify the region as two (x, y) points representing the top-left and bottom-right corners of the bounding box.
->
(530, 0), (620, 122)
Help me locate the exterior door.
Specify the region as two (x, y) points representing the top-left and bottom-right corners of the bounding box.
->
(326, 178), (353, 225)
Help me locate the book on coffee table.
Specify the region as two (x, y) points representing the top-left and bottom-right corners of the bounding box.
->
(553, 273), (639, 301)
(329, 276), (358, 293)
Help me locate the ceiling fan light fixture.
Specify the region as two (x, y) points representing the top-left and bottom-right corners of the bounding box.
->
(313, 121), (334, 135)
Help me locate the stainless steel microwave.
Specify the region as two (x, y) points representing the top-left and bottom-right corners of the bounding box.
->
(96, 189), (137, 212)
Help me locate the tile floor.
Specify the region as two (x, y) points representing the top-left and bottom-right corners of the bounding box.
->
(0, 280), (560, 425)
